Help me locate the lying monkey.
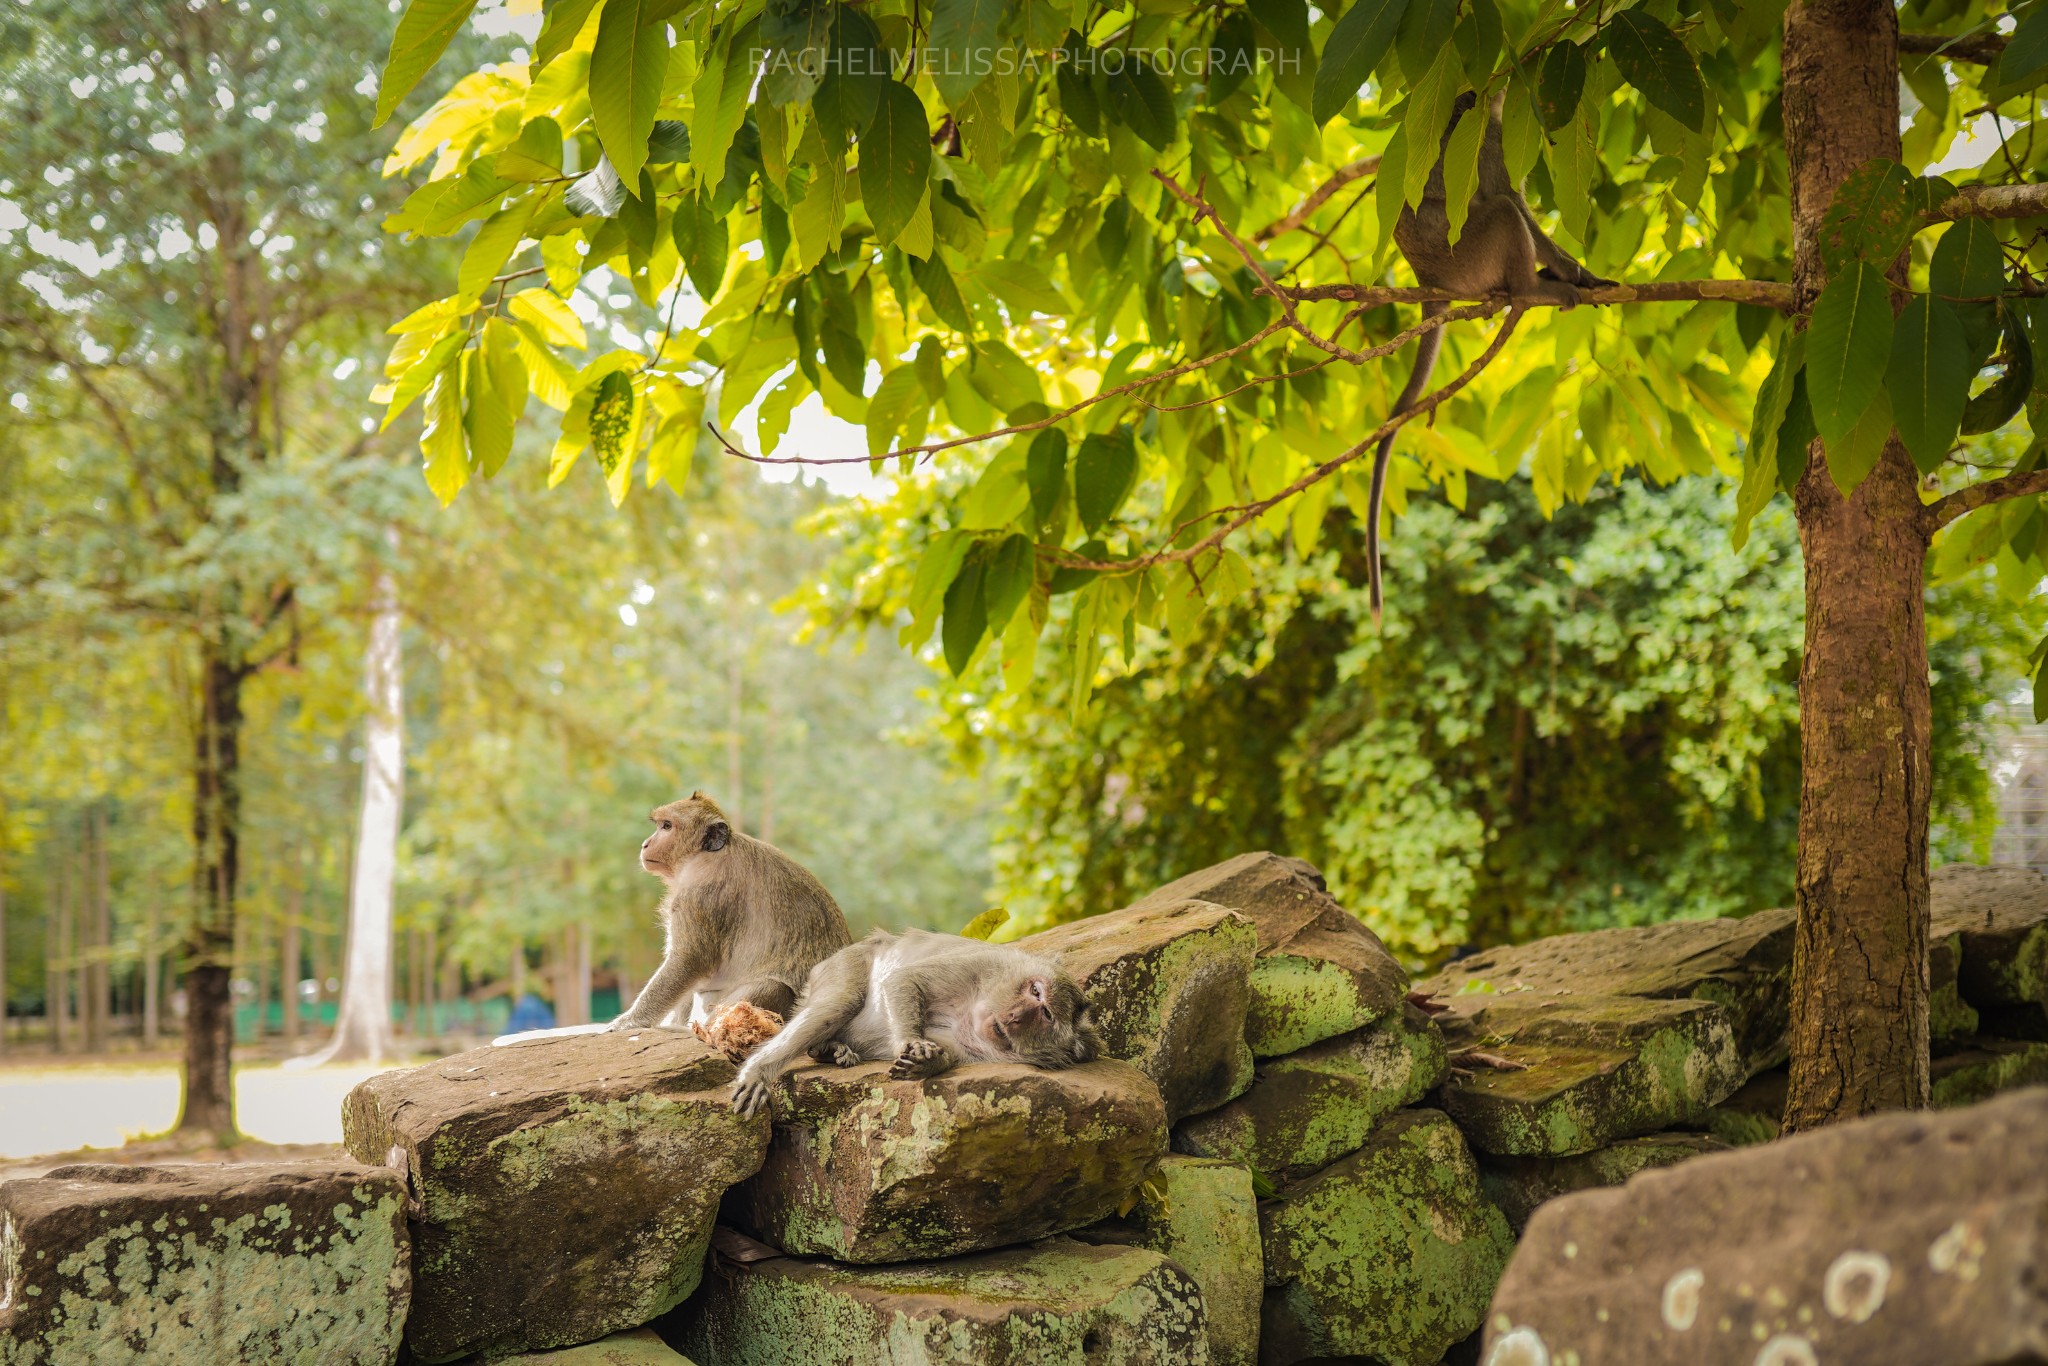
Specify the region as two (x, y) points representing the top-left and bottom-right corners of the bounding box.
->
(730, 929), (1104, 1116)
(611, 792), (851, 1055)
(1370, 89), (1615, 620)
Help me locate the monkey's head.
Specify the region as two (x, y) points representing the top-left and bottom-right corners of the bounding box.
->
(982, 961), (1102, 1069)
(640, 792), (732, 883)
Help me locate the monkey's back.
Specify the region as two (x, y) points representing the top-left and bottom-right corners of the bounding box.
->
(720, 833), (852, 991)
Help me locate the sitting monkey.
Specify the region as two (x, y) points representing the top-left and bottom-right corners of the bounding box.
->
(612, 793), (851, 1055)
(730, 929), (1103, 1116)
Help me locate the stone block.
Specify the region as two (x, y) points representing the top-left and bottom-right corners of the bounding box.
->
(495, 1328), (697, 1363)
(1434, 994), (1748, 1157)
(0, 1160), (407, 1366)
(1174, 1003), (1446, 1183)
(1931, 1037), (2048, 1109)
(1483, 1087), (2048, 1366)
(1259, 1109), (1513, 1366)
(731, 1059), (1166, 1263)
(1127, 853), (1408, 1056)
(1479, 1132), (1728, 1233)
(1022, 900), (1257, 1121)
(341, 1028), (767, 1362)
(667, 1228), (1208, 1364)
(1421, 909), (1794, 1076)
(1075, 1156), (1261, 1366)
(1932, 863), (2048, 1035)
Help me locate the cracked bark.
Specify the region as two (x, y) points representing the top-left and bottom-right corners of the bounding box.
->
(1781, 0), (1931, 1130)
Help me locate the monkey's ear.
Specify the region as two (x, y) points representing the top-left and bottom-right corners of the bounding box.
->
(689, 789), (703, 800)
(702, 820), (730, 852)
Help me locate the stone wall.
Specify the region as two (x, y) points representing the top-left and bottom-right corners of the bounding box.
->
(3, 860), (2045, 1366)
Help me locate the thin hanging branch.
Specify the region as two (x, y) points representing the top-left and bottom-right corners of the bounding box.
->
(1256, 155), (1382, 242)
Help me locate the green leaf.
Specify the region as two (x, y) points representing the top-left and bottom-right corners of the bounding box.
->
(761, 0), (835, 106)
(589, 370), (637, 475)
(1400, 48), (1463, 210)
(1106, 65), (1177, 151)
(815, 6), (885, 146)
(929, 0), (1004, 104)
(466, 318), (528, 478)
(456, 199), (537, 299)
(983, 532), (1036, 634)
(1394, 0), (1457, 83)
(1537, 41), (1586, 131)
(1547, 104), (1600, 243)
(1776, 373), (1816, 490)
(1887, 295), (1970, 473)
(381, 331), (464, 430)
(910, 250), (974, 334)
(1075, 428), (1139, 531)
(1441, 99), (1486, 246)
(672, 192), (731, 300)
(564, 157), (626, 219)
(1961, 310), (2034, 436)
(692, 19), (760, 188)
(494, 117), (565, 180)
(1805, 261), (1893, 448)
(1998, 5), (2048, 88)
(646, 119), (692, 163)
(905, 529), (971, 649)
(1026, 428), (1068, 531)
(942, 552), (989, 675)
(866, 364), (924, 456)
(420, 363), (469, 505)
(1931, 219), (2008, 358)
(862, 81), (932, 248)
(1823, 387), (1891, 498)
(1735, 328), (1801, 549)
(591, 0), (672, 187)
(1603, 11), (1705, 131)
(376, 0), (480, 127)
(1209, 13), (1258, 104)
(535, 0), (600, 69)
(1312, 0), (1408, 126)
(959, 907), (1010, 940)
(1816, 159), (1923, 276)
(1056, 32), (1102, 135)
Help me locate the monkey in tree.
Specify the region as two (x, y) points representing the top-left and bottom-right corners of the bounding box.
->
(611, 793), (852, 1058)
(730, 929), (1103, 1116)
(1370, 89), (1615, 620)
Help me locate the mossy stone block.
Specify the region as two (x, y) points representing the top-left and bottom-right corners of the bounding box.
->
(669, 1229), (1209, 1365)
(1023, 900), (1257, 1122)
(0, 1161), (407, 1366)
(1434, 994), (1747, 1157)
(1932, 863), (2048, 1035)
(1076, 1156), (1261, 1366)
(1127, 853), (1409, 1057)
(341, 1028), (767, 1363)
(1479, 1132), (1728, 1233)
(1259, 1109), (1512, 1366)
(1175, 1003), (1447, 1183)
(732, 1059), (1167, 1264)
(1931, 1036), (2048, 1109)
(494, 1327), (698, 1363)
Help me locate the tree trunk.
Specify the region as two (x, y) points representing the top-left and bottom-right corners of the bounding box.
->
(1780, 0), (1932, 1128)
(49, 833), (70, 1053)
(87, 806), (110, 1053)
(0, 852), (9, 1055)
(306, 558), (404, 1066)
(142, 896), (160, 1047)
(178, 644), (244, 1136)
(281, 884), (301, 1043)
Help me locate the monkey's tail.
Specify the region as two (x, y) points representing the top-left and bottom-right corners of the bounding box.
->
(1367, 301), (1447, 627)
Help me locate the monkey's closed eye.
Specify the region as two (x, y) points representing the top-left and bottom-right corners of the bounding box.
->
(661, 820), (673, 831)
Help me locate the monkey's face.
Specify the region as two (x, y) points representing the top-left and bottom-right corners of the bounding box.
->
(640, 792), (732, 882)
(984, 970), (1102, 1069)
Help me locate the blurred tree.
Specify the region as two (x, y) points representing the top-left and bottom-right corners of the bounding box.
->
(0, 0), (443, 1133)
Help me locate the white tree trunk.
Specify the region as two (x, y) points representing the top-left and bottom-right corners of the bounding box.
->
(304, 551), (403, 1066)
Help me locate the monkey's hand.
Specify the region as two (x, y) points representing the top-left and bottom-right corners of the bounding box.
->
(810, 1041), (862, 1068)
(730, 1066), (776, 1118)
(888, 1038), (951, 1079)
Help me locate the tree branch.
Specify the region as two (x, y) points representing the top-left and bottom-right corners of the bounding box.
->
(1256, 156), (1381, 243)
(1899, 31), (2006, 65)
(1927, 467), (2048, 530)
(1934, 180), (2048, 222)
(1051, 307), (1528, 574)
(1271, 277), (1801, 311)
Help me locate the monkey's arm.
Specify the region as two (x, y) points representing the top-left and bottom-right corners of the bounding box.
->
(613, 921), (717, 1029)
(879, 969), (957, 1079)
(731, 945), (873, 1116)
